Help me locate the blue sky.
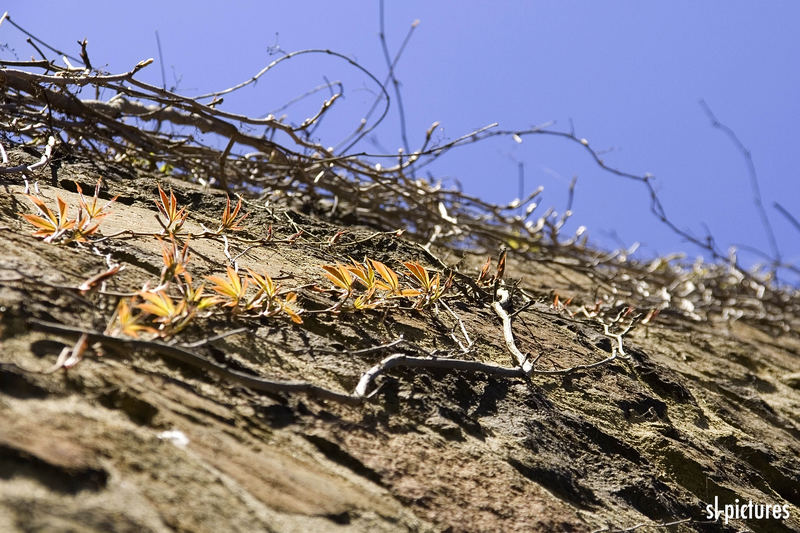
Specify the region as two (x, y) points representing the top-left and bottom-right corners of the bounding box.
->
(3, 2), (799, 283)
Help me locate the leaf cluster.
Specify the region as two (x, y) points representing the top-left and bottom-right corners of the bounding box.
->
(96, 187), (302, 339)
(19, 180), (117, 243)
(321, 257), (452, 311)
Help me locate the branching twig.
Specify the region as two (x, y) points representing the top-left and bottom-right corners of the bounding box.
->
(353, 352), (524, 399)
(28, 319), (361, 405)
(699, 99), (781, 266)
(492, 285), (533, 373)
(377, 0), (418, 164)
(0, 135), (55, 175)
(774, 202), (800, 235)
(28, 316), (634, 406)
(591, 517), (694, 533)
(2, 18), (797, 334)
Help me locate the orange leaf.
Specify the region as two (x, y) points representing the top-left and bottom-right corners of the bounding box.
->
(321, 263), (353, 292)
(477, 256), (493, 284)
(207, 266), (248, 305)
(496, 249), (507, 281)
(76, 179), (117, 219)
(155, 184), (187, 233)
(112, 299), (156, 338)
(247, 268), (278, 300)
(21, 194), (75, 241)
(217, 195), (248, 233)
(403, 261), (431, 291)
(137, 290), (183, 319)
(280, 292), (303, 324)
(21, 213), (56, 232)
(369, 259), (400, 293)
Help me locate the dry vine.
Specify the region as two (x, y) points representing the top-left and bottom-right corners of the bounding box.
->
(2, 13), (798, 533)
(1, 12), (798, 376)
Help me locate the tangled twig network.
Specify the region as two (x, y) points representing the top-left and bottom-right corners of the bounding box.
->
(0, 11), (797, 334)
(2, 12), (798, 533)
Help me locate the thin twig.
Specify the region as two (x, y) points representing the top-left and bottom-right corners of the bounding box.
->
(591, 517), (693, 533)
(0, 135), (55, 175)
(439, 299), (473, 352)
(774, 202), (800, 235)
(492, 285), (534, 373)
(699, 99), (781, 266)
(179, 327), (249, 348)
(28, 318), (361, 405)
(378, 0), (417, 166)
(354, 352), (524, 398)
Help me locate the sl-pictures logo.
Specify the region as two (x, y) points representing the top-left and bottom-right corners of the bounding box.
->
(705, 496), (791, 525)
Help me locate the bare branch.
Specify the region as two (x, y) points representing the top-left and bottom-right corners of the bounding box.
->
(377, 0), (418, 165)
(699, 99), (781, 266)
(774, 202), (800, 235)
(0, 135), (55, 175)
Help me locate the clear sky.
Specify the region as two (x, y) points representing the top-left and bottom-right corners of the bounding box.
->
(3, 2), (799, 284)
